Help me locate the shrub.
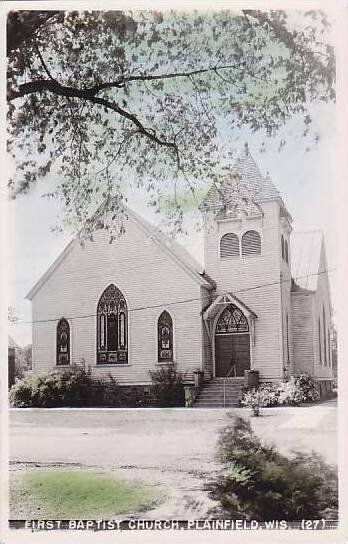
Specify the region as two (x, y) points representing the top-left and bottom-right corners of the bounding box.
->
(294, 374), (320, 402)
(208, 416), (338, 521)
(240, 385), (279, 415)
(149, 363), (185, 407)
(9, 367), (158, 408)
(277, 375), (320, 405)
(10, 367), (96, 408)
(240, 374), (320, 411)
(9, 374), (41, 407)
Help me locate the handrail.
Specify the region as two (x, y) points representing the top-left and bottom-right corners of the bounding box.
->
(226, 363), (236, 379)
(223, 363), (237, 407)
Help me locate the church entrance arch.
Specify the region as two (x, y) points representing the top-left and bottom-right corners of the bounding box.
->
(215, 304), (250, 377)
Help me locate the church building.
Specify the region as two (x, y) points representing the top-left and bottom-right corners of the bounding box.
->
(26, 145), (333, 402)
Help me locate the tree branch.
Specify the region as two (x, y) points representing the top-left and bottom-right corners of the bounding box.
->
(8, 60), (250, 102)
(34, 42), (55, 81)
(8, 78), (178, 150)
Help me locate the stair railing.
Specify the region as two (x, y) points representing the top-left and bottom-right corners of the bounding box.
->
(223, 364), (236, 408)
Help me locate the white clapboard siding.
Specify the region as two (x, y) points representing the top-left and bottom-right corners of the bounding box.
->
(31, 213), (208, 384)
(291, 291), (315, 375)
(312, 242), (333, 379)
(202, 201), (286, 381)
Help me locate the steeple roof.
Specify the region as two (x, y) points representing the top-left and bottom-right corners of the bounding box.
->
(200, 143), (289, 219)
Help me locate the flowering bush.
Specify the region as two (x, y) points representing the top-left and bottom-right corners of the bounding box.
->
(295, 374), (321, 402)
(277, 375), (320, 405)
(240, 374), (320, 411)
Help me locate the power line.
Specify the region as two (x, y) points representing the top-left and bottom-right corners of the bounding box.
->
(9, 267), (336, 327)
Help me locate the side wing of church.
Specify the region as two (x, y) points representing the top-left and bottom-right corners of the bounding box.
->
(26, 145), (333, 397)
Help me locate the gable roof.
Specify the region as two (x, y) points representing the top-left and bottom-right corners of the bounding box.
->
(124, 207), (214, 289)
(201, 144), (291, 221)
(26, 205), (214, 300)
(26, 238), (77, 300)
(291, 231), (325, 291)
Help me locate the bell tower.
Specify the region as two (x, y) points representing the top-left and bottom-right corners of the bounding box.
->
(201, 144), (293, 381)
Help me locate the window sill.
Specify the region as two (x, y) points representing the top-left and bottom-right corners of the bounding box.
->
(95, 364), (131, 368)
(155, 361), (174, 365)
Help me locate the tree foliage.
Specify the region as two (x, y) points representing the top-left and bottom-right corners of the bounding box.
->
(7, 9), (335, 236)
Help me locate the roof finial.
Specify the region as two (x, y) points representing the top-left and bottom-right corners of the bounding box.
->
(244, 141), (249, 156)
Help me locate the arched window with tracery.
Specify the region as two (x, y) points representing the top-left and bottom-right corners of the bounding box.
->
(56, 318), (70, 366)
(158, 311), (173, 362)
(241, 230), (261, 257)
(97, 284), (128, 364)
(284, 239), (289, 264)
(318, 316), (322, 365)
(323, 305), (327, 366)
(220, 233), (240, 259)
(216, 305), (249, 334)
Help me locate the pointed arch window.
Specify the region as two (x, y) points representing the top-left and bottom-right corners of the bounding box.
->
(241, 230), (261, 257)
(284, 239), (289, 264)
(216, 305), (249, 334)
(220, 233), (240, 259)
(323, 306), (327, 366)
(318, 316), (322, 365)
(56, 318), (70, 366)
(158, 311), (173, 362)
(97, 284), (128, 364)
(286, 313), (290, 362)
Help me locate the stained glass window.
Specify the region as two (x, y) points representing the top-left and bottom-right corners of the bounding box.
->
(220, 233), (240, 259)
(158, 311), (173, 362)
(241, 230), (261, 257)
(318, 316), (322, 365)
(97, 284), (128, 364)
(216, 305), (249, 334)
(284, 239), (289, 264)
(323, 306), (327, 366)
(56, 318), (70, 365)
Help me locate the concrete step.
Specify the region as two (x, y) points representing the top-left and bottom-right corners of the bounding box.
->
(198, 389), (242, 396)
(211, 378), (244, 382)
(193, 379), (244, 408)
(194, 401), (240, 408)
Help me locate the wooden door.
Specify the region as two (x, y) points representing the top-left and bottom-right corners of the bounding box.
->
(215, 334), (250, 377)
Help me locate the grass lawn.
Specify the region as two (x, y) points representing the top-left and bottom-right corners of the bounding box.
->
(10, 469), (164, 519)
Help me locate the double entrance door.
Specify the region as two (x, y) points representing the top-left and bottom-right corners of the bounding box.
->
(215, 333), (250, 377)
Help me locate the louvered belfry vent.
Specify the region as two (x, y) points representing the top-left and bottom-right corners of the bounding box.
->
(220, 233), (240, 259)
(241, 230), (261, 256)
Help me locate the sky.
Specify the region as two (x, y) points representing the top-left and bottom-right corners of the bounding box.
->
(7, 98), (338, 347)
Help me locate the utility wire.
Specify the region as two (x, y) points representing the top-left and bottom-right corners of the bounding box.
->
(9, 267), (336, 327)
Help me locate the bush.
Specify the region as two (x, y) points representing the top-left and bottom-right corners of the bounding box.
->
(240, 374), (320, 411)
(9, 367), (157, 408)
(149, 363), (185, 407)
(9, 367), (96, 407)
(208, 416), (338, 521)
